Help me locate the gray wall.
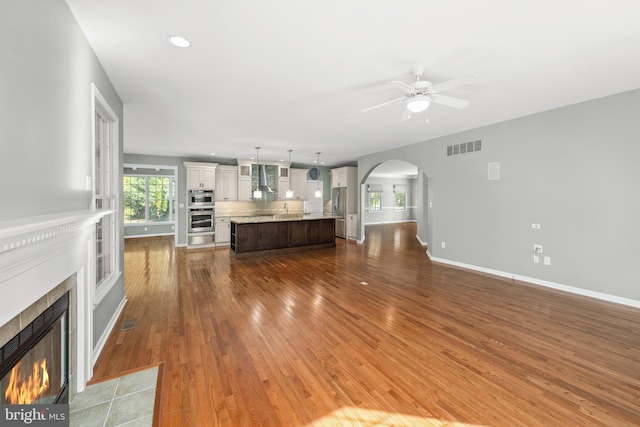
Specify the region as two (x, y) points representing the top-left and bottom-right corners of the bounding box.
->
(358, 88), (640, 302)
(362, 176), (417, 225)
(0, 0), (125, 346)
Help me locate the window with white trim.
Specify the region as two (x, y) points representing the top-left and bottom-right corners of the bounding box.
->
(93, 85), (120, 303)
(369, 192), (382, 211)
(367, 183), (383, 212)
(124, 175), (176, 224)
(394, 184), (407, 210)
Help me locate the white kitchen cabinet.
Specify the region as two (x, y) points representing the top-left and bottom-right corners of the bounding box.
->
(237, 178), (252, 201)
(330, 166), (356, 189)
(290, 169), (309, 200)
(331, 169), (347, 188)
(237, 162), (252, 201)
(185, 162), (217, 189)
(278, 177), (290, 200)
(215, 166), (238, 201)
(215, 217), (231, 245)
(347, 214), (358, 240)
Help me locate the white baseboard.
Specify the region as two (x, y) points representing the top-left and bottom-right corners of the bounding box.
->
(427, 254), (640, 309)
(92, 296), (127, 367)
(364, 220), (417, 226)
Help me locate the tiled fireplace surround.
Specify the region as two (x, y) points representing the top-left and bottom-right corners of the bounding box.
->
(0, 210), (112, 402)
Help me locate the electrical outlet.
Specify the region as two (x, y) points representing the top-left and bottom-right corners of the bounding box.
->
(441, 242), (446, 249)
(531, 223), (541, 229)
(533, 244), (543, 254)
(533, 255), (539, 264)
(544, 256), (551, 265)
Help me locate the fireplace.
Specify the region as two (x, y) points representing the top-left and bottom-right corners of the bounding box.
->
(0, 293), (69, 405)
(1, 210), (116, 402)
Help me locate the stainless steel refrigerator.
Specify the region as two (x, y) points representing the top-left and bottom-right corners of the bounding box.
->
(332, 187), (347, 238)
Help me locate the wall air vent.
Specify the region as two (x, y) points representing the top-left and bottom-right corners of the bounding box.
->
(447, 140), (482, 156)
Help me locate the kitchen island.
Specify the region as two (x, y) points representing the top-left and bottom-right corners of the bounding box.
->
(230, 215), (336, 258)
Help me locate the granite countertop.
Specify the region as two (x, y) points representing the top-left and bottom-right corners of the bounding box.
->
(230, 214), (337, 224)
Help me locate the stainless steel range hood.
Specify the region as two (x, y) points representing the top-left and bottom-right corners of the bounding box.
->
(258, 164), (274, 193)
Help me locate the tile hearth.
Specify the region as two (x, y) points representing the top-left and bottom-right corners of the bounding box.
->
(70, 365), (159, 427)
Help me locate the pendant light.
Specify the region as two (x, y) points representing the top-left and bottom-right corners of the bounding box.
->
(285, 149), (294, 199)
(314, 152), (322, 198)
(253, 147), (262, 199)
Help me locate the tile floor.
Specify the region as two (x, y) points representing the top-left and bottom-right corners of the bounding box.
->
(69, 366), (158, 427)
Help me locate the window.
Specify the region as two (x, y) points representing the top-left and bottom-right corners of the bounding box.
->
(367, 183), (383, 212)
(93, 84), (121, 304)
(369, 192), (382, 211)
(395, 192), (406, 210)
(124, 175), (176, 224)
(393, 184), (407, 210)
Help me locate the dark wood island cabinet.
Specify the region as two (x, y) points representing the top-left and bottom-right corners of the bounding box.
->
(230, 217), (336, 258)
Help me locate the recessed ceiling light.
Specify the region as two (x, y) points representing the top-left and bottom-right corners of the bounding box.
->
(169, 36), (190, 48)
(210, 152), (215, 156)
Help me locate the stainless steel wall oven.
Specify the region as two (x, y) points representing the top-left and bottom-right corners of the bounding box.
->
(188, 208), (215, 233)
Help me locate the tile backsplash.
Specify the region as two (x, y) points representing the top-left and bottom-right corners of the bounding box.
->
(216, 200), (305, 217)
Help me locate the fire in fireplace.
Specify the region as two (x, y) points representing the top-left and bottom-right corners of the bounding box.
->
(0, 293), (69, 404)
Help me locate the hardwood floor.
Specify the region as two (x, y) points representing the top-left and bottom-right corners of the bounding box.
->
(93, 223), (640, 426)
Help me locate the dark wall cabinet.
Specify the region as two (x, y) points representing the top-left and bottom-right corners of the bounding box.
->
(231, 219), (335, 257)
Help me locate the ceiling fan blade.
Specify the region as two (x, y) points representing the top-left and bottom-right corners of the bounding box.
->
(428, 73), (479, 94)
(389, 80), (417, 94)
(400, 109), (411, 121)
(430, 94), (470, 109)
(361, 97), (405, 113)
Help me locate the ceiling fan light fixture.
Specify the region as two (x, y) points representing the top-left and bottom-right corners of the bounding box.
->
(406, 96), (431, 113)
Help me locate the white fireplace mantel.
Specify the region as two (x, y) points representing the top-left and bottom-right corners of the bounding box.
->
(0, 210), (112, 322)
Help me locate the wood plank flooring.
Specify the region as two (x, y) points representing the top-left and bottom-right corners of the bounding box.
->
(93, 223), (640, 426)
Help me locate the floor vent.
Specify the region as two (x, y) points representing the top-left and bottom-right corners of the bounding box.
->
(121, 319), (137, 331)
(447, 139), (481, 156)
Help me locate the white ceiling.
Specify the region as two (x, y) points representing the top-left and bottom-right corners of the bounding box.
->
(65, 0), (640, 171)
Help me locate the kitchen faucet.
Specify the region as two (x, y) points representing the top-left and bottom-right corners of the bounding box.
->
(284, 202), (288, 214)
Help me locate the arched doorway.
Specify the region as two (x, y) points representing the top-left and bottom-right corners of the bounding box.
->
(358, 160), (430, 249)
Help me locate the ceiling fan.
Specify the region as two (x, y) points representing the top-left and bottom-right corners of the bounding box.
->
(362, 67), (478, 121)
